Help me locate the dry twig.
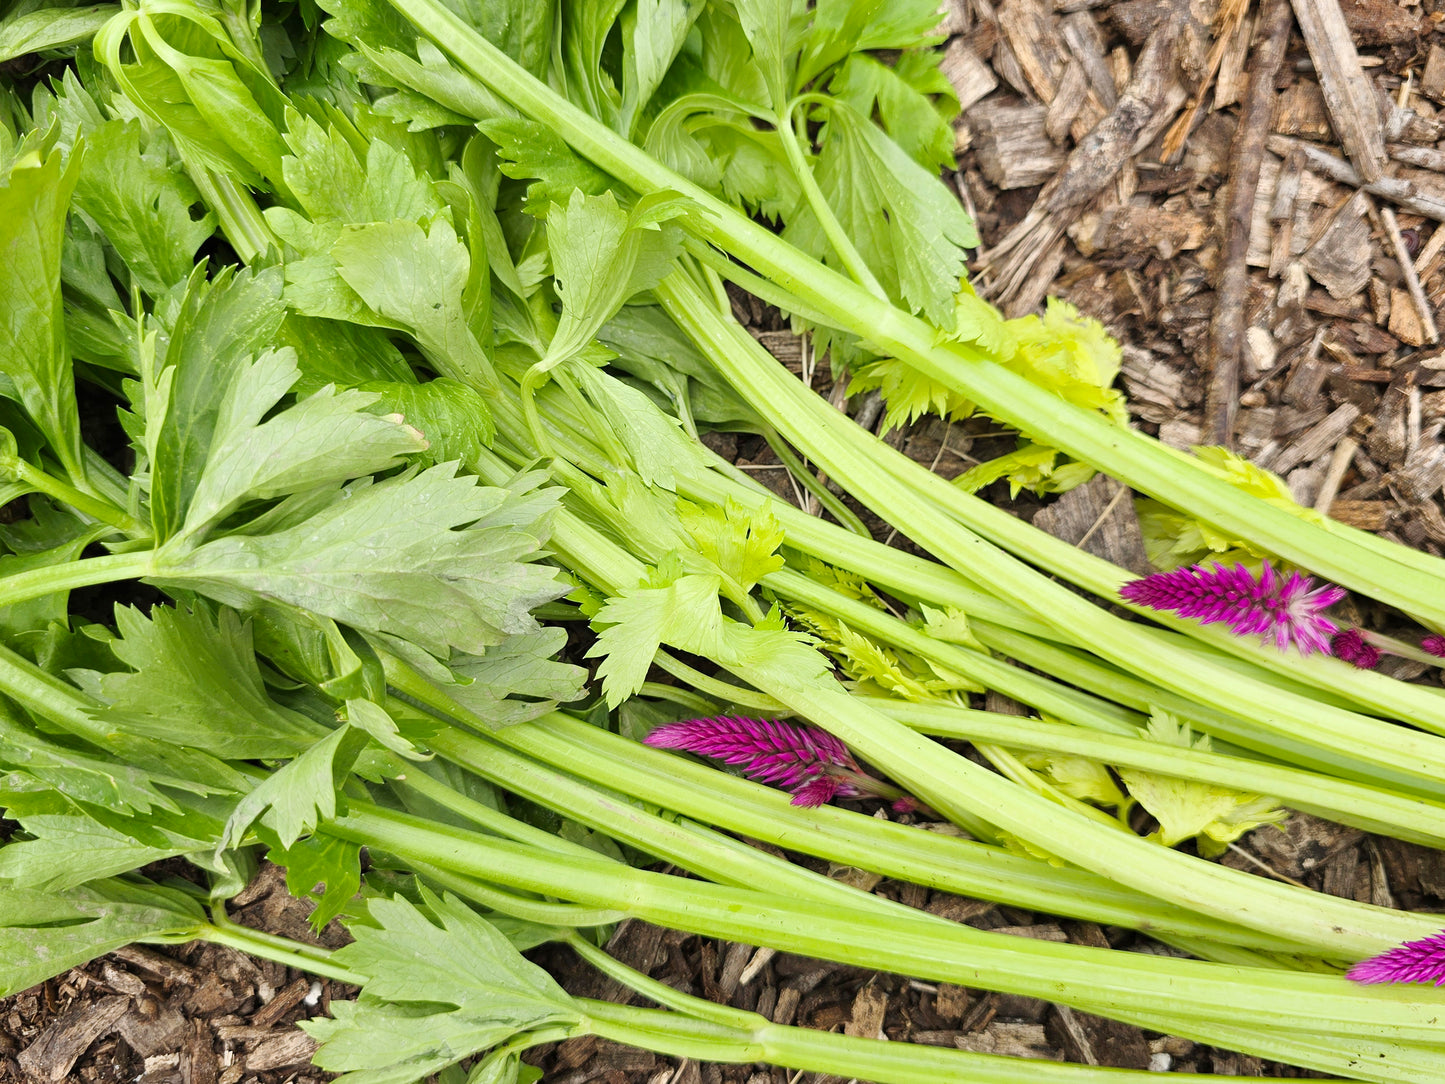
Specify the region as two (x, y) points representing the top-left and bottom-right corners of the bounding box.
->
(1205, 0), (1294, 446)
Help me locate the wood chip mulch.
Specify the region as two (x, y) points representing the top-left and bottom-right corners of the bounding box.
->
(6, 0), (1445, 1078)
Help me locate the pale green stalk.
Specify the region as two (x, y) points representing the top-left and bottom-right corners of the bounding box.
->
(655, 276), (1445, 798)
(329, 802), (1445, 1050)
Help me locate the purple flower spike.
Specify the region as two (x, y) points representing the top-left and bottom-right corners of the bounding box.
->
(1348, 931), (1445, 986)
(790, 775), (843, 807)
(1422, 635), (1445, 659)
(1332, 629), (1382, 670)
(1120, 560), (1345, 655)
(643, 716), (859, 790)
(643, 715), (926, 812)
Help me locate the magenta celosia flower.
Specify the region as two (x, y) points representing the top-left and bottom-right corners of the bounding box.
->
(1347, 931), (1445, 985)
(1120, 560), (1345, 655)
(1423, 635), (1445, 659)
(1331, 629), (1382, 670)
(642, 716), (926, 811)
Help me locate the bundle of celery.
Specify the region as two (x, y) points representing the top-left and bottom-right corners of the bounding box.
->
(3, 0), (1445, 1080)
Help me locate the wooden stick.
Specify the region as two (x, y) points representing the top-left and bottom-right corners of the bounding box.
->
(1289, 0), (1387, 183)
(1380, 205), (1441, 344)
(1205, 0), (1294, 447)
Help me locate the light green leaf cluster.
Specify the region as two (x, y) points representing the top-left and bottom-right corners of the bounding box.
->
(1118, 713), (1286, 851)
(850, 295), (1126, 442)
(678, 497), (785, 591)
(1137, 447), (1326, 570)
(954, 443), (1096, 499)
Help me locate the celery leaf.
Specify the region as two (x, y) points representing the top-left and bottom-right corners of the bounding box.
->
(99, 605), (326, 759)
(304, 890), (581, 1083)
(1117, 713), (1286, 849)
(0, 879), (204, 998)
(153, 465), (566, 658)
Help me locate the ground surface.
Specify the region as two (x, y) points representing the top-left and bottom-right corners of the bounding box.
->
(6, 0), (1445, 1079)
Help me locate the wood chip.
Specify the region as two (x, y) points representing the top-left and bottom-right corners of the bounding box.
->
(1060, 11), (1117, 108)
(243, 1030), (317, 1072)
(1270, 134), (1445, 223)
(998, 0), (1071, 103)
(1300, 190), (1373, 299)
(1272, 80), (1333, 139)
(970, 101), (1068, 189)
(940, 39), (999, 113)
(1263, 402), (1362, 474)
(1068, 204), (1207, 258)
(955, 1022), (1063, 1058)
(17, 995), (128, 1082)
(116, 997), (188, 1057)
(844, 986), (888, 1039)
(1424, 44), (1445, 104)
(1031, 474), (1152, 574)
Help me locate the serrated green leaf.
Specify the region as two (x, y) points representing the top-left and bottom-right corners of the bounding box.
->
(153, 465), (565, 658)
(0, 878), (204, 997)
(94, 1), (288, 189)
(277, 314), (415, 393)
(281, 105), (442, 225)
(71, 118), (215, 298)
(678, 497), (785, 590)
(179, 347), (428, 539)
(1117, 713), (1287, 848)
(919, 605), (986, 653)
(784, 99), (974, 327)
(480, 117), (613, 212)
(567, 363), (713, 488)
(149, 264), (288, 541)
(359, 378), (493, 465)
(587, 560), (725, 707)
(733, 0), (806, 109)
(444, 629), (586, 728)
(99, 605), (326, 759)
(0, 138), (84, 475)
(1015, 751), (1126, 807)
(829, 51), (956, 173)
(269, 832), (363, 930)
(220, 724), (370, 852)
(304, 890), (580, 1083)
(332, 215), (495, 389)
(0, 796), (216, 891)
(797, 0), (945, 86)
(0, 4), (117, 63)
(954, 442), (1096, 499)
(620, 0), (704, 137)
(543, 190), (685, 369)
(0, 696), (179, 815)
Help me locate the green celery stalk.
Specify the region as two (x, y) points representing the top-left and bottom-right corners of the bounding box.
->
(466, 444), (1445, 956)
(654, 276), (1445, 797)
(330, 802), (1445, 1053)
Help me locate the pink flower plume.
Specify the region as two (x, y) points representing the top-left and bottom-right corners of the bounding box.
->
(642, 716), (930, 813)
(1331, 629), (1382, 670)
(1422, 635), (1445, 659)
(643, 716), (859, 791)
(1348, 931), (1445, 986)
(1120, 560), (1345, 655)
